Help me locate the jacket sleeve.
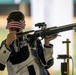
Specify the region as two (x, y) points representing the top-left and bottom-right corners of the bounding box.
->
(0, 41), (11, 71)
(44, 44), (54, 68)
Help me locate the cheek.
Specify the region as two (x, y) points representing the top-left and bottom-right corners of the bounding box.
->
(9, 29), (16, 33)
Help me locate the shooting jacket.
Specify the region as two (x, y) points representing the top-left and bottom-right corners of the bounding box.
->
(0, 39), (53, 75)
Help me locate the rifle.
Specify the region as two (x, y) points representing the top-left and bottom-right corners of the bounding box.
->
(17, 22), (76, 38)
(17, 22), (76, 47)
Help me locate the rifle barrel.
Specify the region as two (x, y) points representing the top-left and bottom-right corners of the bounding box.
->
(40, 23), (76, 36)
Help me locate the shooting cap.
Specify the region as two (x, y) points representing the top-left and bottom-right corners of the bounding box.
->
(6, 10), (25, 29)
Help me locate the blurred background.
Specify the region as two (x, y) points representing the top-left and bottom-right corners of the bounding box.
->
(0, 0), (76, 75)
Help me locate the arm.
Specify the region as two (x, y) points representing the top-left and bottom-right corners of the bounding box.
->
(43, 34), (58, 68)
(0, 41), (11, 70)
(0, 32), (16, 71)
(44, 44), (53, 68)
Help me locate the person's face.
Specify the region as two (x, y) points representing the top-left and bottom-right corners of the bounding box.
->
(8, 19), (26, 39)
(9, 28), (23, 38)
(9, 20), (25, 32)
(9, 28), (23, 33)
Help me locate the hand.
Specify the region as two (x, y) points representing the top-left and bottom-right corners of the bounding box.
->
(5, 32), (17, 48)
(44, 34), (58, 46)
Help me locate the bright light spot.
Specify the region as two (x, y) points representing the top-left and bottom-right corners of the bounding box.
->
(14, 0), (21, 4)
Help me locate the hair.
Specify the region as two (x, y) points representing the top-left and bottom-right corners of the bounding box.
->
(7, 10), (25, 23)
